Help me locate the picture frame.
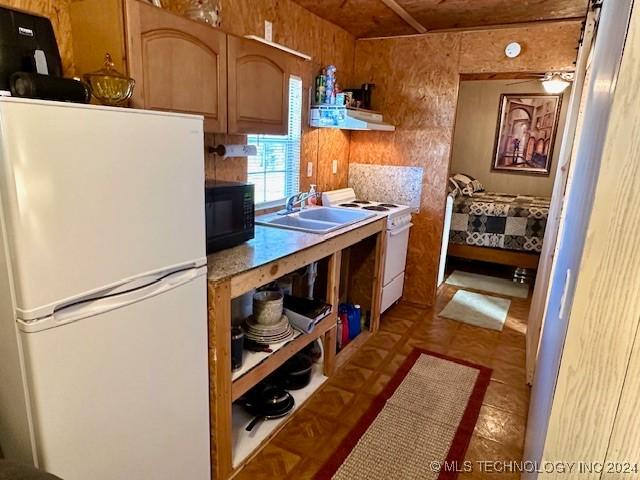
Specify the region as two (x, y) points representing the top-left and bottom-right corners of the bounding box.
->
(491, 93), (562, 176)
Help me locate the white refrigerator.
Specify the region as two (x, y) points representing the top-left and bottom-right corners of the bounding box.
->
(0, 98), (211, 479)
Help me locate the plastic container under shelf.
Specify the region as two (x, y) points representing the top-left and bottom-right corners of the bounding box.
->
(339, 303), (361, 342)
(340, 307), (349, 347)
(349, 304), (361, 340)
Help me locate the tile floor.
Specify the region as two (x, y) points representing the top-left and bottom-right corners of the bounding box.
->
(234, 276), (531, 479)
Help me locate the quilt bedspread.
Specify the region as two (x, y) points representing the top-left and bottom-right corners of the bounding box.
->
(449, 192), (550, 253)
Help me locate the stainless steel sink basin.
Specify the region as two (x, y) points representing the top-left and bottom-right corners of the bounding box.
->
(256, 207), (376, 234)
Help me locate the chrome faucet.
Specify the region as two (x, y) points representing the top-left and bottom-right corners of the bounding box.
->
(279, 192), (312, 215)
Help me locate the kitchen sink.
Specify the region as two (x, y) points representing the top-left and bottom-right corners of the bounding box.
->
(256, 207), (376, 234)
(298, 207), (371, 224)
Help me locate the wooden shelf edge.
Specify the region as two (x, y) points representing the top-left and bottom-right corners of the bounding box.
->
(229, 219), (385, 298)
(231, 313), (337, 401)
(244, 35), (312, 60)
(335, 330), (371, 371)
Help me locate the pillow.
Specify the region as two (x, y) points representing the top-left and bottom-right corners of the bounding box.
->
(448, 177), (461, 196)
(450, 173), (484, 196)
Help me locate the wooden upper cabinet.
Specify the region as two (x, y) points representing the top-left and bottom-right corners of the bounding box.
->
(124, 0), (227, 132)
(227, 35), (291, 135)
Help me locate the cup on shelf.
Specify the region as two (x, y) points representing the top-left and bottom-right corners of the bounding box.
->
(253, 290), (284, 325)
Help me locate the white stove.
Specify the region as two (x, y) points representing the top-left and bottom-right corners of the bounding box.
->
(321, 188), (413, 230)
(322, 188), (413, 313)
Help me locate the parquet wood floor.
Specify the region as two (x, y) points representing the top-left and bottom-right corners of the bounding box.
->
(234, 275), (531, 480)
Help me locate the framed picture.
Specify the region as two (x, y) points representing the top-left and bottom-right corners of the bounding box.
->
(491, 94), (562, 175)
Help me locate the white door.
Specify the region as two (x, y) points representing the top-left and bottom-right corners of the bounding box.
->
(0, 99), (205, 320)
(18, 268), (210, 480)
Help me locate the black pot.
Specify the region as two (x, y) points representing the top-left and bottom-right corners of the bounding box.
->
(275, 353), (313, 390)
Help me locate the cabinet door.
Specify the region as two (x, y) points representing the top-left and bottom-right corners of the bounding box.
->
(227, 35), (291, 135)
(125, 0), (227, 133)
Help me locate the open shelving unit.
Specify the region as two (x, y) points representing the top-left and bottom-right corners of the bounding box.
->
(207, 218), (388, 479)
(231, 363), (327, 468)
(231, 312), (336, 401)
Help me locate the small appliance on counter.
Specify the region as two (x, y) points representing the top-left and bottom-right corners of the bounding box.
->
(0, 6), (89, 103)
(205, 180), (255, 253)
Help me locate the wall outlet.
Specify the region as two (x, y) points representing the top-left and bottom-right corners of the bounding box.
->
(264, 20), (273, 42)
(307, 161), (313, 177)
(332, 159), (338, 174)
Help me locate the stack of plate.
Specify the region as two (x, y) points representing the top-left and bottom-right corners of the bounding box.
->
(244, 314), (294, 344)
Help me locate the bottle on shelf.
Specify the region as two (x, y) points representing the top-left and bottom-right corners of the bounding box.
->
(308, 184), (318, 206)
(339, 304), (350, 348)
(315, 70), (326, 105)
(336, 315), (343, 352)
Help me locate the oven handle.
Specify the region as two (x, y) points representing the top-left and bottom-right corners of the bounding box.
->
(388, 223), (413, 236)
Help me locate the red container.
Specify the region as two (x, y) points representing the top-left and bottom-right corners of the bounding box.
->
(339, 311), (350, 347)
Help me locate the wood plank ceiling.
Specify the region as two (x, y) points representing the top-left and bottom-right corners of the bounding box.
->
(291, 0), (590, 38)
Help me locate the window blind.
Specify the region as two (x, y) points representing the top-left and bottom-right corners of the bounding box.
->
(248, 76), (302, 205)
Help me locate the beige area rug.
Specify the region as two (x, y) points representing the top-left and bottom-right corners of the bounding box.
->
(316, 350), (491, 480)
(439, 290), (510, 331)
(445, 270), (529, 299)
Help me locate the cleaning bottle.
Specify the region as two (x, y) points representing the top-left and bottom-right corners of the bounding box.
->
(339, 304), (350, 348)
(308, 184), (318, 206)
(348, 304), (361, 340)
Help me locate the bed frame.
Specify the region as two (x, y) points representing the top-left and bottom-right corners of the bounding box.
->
(447, 243), (540, 269)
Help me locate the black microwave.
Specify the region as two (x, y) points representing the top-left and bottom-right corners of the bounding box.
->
(205, 180), (254, 253)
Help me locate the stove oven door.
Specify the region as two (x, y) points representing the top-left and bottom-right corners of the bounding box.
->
(383, 223), (413, 286)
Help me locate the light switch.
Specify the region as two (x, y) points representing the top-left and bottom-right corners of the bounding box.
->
(265, 20), (273, 42)
(307, 161), (313, 177)
(332, 159), (338, 174)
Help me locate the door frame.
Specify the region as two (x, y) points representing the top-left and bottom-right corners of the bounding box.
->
(523, 0), (635, 473)
(524, 9), (597, 385)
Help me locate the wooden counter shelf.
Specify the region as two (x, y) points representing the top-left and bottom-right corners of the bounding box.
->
(207, 218), (387, 479)
(231, 312), (337, 401)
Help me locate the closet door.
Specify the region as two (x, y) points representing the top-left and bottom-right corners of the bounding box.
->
(227, 35), (291, 135)
(125, 0), (227, 133)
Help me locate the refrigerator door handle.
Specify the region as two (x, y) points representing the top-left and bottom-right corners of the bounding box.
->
(18, 267), (207, 333)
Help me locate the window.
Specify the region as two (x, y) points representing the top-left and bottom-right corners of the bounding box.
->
(248, 76), (302, 206)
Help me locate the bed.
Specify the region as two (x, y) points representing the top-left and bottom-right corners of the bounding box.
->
(446, 192), (551, 269)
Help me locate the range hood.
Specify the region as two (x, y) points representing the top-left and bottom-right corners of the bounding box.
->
(309, 105), (395, 131)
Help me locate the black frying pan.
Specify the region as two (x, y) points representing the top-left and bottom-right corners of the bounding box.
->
(245, 396), (294, 431)
(243, 384), (295, 432)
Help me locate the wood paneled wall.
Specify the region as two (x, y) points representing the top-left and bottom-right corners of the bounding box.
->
(164, 0), (356, 188)
(349, 21), (582, 306)
(3, 0), (355, 188)
(2, 1), (582, 307)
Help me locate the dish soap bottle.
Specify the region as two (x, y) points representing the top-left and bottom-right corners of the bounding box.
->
(308, 184), (318, 206)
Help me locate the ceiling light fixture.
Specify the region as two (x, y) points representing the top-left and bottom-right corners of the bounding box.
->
(541, 72), (574, 94)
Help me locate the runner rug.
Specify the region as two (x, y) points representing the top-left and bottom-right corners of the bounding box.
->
(316, 349), (491, 480)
